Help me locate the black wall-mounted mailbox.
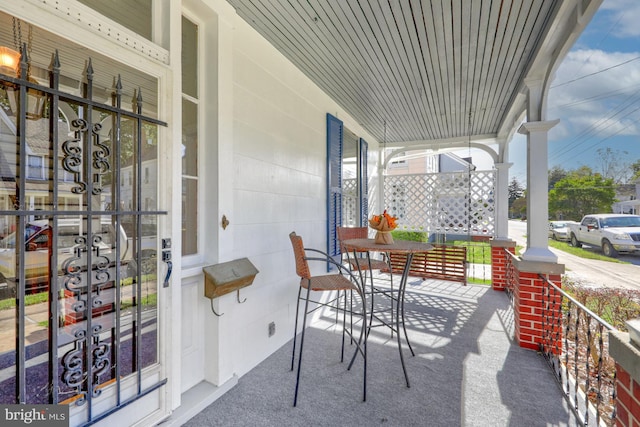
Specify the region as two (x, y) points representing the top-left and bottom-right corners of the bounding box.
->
(203, 258), (259, 299)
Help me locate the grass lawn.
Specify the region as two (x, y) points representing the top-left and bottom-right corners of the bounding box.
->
(547, 239), (628, 263)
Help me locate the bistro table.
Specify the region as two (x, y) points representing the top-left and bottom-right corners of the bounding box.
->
(341, 238), (433, 388)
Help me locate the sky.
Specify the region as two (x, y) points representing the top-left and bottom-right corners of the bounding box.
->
(473, 0), (640, 185)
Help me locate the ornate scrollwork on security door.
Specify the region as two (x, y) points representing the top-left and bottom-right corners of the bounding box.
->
(62, 118), (88, 194)
(61, 235), (89, 314)
(92, 122), (111, 195)
(91, 324), (111, 397)
(62, 328), (88, 406)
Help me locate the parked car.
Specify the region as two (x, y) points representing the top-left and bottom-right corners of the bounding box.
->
(567, 214), (640, 257)
(548, 221), (571, 241)
(0, 218), (134, 299)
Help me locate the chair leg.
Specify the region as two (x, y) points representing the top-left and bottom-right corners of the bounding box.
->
(356, 288), (367, 402)
(340, 289), (348, 362)
(345, 289), (367, 403)
(290, 286), (303, 372)
(293, 284), (312, 407)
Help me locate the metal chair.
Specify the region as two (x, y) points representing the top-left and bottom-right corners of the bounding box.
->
(336, 226), (392, 341)
(289, 232), (367, 406)
(336, 226), (388, 280)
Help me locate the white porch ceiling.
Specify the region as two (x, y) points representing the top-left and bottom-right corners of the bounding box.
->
(226, 0), (602, 150)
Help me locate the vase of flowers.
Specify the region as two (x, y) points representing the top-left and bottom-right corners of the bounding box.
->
(369, 210), (398, 244)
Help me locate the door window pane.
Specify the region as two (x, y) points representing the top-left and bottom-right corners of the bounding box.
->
(181, 16), (199, 257)
(182, 16), (198, 99)
(182, 178), (198, 255)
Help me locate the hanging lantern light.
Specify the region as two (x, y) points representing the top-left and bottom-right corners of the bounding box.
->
(0, 46), (20, 75)
(2, 17), (46, 120)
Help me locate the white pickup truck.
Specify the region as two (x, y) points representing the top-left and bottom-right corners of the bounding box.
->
(567, 214), (640, 257)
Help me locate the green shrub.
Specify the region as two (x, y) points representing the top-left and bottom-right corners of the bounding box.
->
(563, 278), (640, 331)
(390, 230), (429, 242)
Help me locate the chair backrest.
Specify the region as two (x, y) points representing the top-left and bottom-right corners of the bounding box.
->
(289, 232), (311, 279)
(336, 226), (368, 253)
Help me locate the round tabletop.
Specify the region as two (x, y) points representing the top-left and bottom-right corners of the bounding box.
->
(342, 238), (433, 253)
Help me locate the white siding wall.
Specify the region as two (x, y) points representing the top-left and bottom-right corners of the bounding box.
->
(0, 0), (381, 422)
(182, 1), (379, 399)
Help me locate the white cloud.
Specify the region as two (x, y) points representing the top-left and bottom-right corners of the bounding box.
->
(600, 0), (640, 38)
(548, 49), (640, 143)
(509, 3), (640, 182)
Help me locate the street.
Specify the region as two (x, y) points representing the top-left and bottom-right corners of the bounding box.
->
(509, 220), (640, 290)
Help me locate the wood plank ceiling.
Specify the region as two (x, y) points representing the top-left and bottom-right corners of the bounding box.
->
(226, 0), (577, 147)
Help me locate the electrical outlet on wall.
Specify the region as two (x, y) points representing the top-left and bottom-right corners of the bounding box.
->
(268, 322), (276, 337)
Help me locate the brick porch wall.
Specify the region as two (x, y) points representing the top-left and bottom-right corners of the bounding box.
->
(614, 365), (637, 427)
(492, 243), (640, 425)
(490, 239), (515, 291)
(490, 239), (564, 350)
(610, 331), (640, 427)
(513, 271), (563, 351)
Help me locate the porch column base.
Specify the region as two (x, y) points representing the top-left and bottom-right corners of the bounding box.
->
(510, 258), (564, 351)
(521, 246), (557, 263)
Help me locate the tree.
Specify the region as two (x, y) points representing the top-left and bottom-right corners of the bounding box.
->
(511, 196), (527, 219)
(596, 147), (631, 184)
(548, 166), (567, 190)
(508, 177), (524, 208)
(548, 166), (616, 220)
(631, 159), (640, 182)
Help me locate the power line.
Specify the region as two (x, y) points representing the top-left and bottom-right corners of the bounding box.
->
(553, 112), (640, 165)
(549, 94), (640, 162)
(558, 12), (623, 84)
(550, 55), (640, 89)
(547, 82), (640, 111)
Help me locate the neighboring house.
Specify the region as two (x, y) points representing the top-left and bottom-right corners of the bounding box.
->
(0, 112), (83, 236)
(386, 151), (475, 175)
(384, 151), (491, 238)
(613, 180), (640, 214)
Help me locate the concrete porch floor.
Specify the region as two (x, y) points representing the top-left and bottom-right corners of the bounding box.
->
(183, 279), (576, 426)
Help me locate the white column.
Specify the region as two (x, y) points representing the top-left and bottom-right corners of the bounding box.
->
(378, 149), (385, 214)
(494, 162), (512, 240)
(518, 120), (559, 262)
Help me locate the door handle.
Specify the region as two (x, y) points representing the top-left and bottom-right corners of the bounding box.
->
(163, 260), (172, 287)
(162, 249), (172, 287)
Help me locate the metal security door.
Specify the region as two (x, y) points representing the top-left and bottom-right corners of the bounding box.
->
(0, 49), (167, 425)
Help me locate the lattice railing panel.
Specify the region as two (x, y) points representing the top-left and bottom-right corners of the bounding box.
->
(384, 171), (496, 237)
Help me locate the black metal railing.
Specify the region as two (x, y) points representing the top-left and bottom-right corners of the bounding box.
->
(540, 274), (616, 426)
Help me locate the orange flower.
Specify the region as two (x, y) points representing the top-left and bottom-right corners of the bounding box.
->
(369, 209), (398, 231)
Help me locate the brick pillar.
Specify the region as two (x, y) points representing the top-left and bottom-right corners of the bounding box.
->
(490, 239), (516, 291)
(614, 364), (635, 426)
(610, 328), (640, 427)
(514, 270), (562, 351)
